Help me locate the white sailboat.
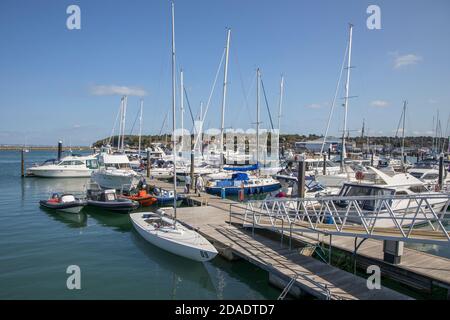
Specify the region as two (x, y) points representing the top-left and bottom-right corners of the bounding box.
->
(131, 2), (217, 262)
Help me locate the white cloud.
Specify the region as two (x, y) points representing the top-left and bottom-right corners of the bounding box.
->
(428, 98), (438, 104)
(90, 85), (147, 96)
(393, 53), (422, 69)
(370, 100), (389, 108)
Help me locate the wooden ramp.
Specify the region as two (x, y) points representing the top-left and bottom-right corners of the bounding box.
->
(164, 206), (410, 300)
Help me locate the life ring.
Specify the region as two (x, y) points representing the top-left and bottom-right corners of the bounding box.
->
(355, 171), (364, 180)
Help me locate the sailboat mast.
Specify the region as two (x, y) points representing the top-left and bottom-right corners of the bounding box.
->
(256, 68), (261, 166)
(138, 99), (143, 158)
(341, 24), (353, 170)
(401, 100), (407, 167)
(171, 1), (177, 217)
(220, 28), (231, 170)
(277, 75), (284, 133)
(180, 69), (184, 153)
(118, 96), (124, 151)
(122, 95), (128, 152)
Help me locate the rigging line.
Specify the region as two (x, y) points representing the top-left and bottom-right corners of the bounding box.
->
(394, 106), (404, 138)
(232, 48), (254, 124)
(194, 47), (226, 150)
(129, 104), (141, 135)
(159, 109), (170, 136)
(319, 39), (349, 156)
(108, 102), (122, 146)
(183, 87), (196, 130)
(260, 77), (274, 130)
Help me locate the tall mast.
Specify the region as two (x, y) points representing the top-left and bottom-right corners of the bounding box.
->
(180, 69), (184, 154)
(220, 28), (231, 170)
(341, 23), (353, 170)
(277, 75), (284, 133)
(122, 95), (128, 152)
(171, 1), (177, 218)
(138, 99), (143, 157)
(401, 100), (407, 168)
(256, 68), (261, 166)
(118, 97), (124, 150)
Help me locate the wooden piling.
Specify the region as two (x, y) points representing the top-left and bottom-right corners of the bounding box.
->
(322, 154), (326, 175)
(297, 160), (305, 198)
(438, 154), (444, 190)
(21, 149), (24, 177)
(146, 149), (151, 178)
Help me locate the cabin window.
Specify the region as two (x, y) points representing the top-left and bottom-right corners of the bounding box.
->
(86, 159), (99, 169)
(423, 174), (439, 180)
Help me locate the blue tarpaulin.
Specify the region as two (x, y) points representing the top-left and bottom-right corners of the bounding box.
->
(223, 164), (259, 172)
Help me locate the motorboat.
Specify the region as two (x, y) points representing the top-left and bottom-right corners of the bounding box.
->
(39, 193), (87, 213)
(205, 172), (281, 196)
(27, 155), (99, 178)
(334, 167), (449, 228)
(91, 153), (141, 191)
(152, 187), (183, 206)
(121, 189), (157, 207)
(130, 210), (218, 262)
(86, 186), (139, 213)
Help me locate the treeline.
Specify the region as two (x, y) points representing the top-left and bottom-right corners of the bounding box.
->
(92, 134), (447, 150)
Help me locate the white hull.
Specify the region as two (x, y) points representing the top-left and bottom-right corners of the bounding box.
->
(59, 206), (84, 214)
(27, 168), (93, 178)
(92, 170), (140, 190)
(130, 212), (217, 262)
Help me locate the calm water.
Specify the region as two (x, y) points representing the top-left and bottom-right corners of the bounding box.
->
(0, 150), (280, 299)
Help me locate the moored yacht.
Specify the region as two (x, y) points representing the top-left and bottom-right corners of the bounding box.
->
(91, 153), (141, 191)
(27, 155), (99, 178)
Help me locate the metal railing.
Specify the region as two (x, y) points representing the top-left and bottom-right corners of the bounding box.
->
(240, 193), (450, 245)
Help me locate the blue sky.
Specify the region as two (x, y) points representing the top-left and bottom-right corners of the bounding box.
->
(0, 0), (449, 146)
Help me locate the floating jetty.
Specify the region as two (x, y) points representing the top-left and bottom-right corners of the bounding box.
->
(147, 178), (450, 299)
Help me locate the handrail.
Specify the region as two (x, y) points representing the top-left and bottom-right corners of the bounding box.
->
(240, 193), (450, 244)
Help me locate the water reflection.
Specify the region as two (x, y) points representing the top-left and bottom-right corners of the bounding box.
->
(130, 231), (216, 298)
(85, 207), (133, 232)
(40, 206), (88, 228)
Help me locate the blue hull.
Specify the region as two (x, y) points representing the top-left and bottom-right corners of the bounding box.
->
(205, 183), (281, 196)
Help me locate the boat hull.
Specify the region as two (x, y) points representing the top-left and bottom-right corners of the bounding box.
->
(130, 213), (217, 262)
(28, 168), (93, 178)
(39, 200), (87, 213)
(91, 171), (140, 190)
(87, 199), (139, 212)
(205, 183), (281, 196)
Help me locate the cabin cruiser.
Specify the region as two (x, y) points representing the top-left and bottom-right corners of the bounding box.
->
(334, 168), (448, 228)
(407, 167), (449, 186)
(27, 155), (99, 178)
(91, 153), (141, 191)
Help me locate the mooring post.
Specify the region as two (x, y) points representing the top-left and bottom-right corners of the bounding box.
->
(190, 135), (195, 185)
(327, 148), (331, 160)
(416, 152), (420, 164)
(146, 149), (151, 178)
(322, 154), (326, 175)
(57, 140), (62, 161)
(383, 240), (404, 265)
(21, 148), (24, 177)
(438, 154), (444, 191)
(370, 153), (374, 167)
(297, 160), (305, 198)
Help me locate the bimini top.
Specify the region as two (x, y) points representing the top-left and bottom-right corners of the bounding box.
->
(231, 172), (249, 181)
(99, 153), (130, 165)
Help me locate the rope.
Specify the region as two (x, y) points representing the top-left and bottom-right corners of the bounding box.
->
(260, 78), (274, 130)
(194, 48), (226, 150)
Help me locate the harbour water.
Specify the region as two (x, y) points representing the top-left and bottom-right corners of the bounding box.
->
(0, 150), (280, 299)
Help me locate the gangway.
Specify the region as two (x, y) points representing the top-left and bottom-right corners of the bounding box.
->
(242, 193), (450, 245)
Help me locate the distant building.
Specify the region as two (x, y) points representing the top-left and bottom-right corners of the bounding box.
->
(295, 138), (339, 153)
